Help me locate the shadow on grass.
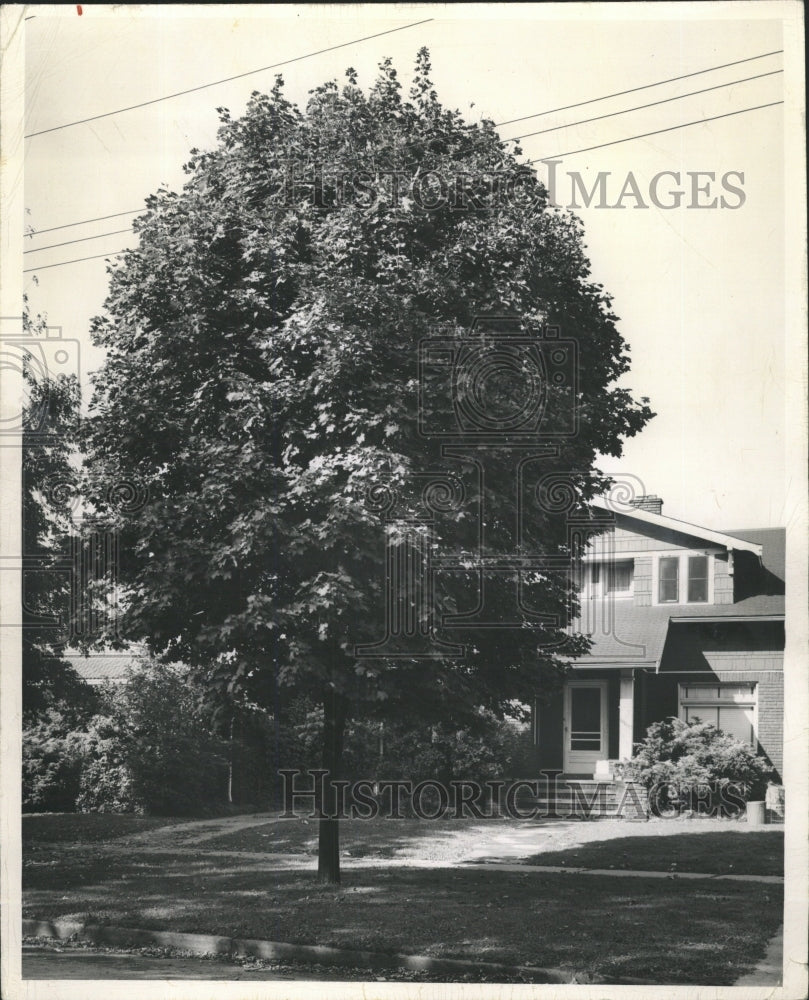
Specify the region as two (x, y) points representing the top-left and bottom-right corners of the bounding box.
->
(513, 830), (783, 876)
(23, 856), (783, 984)
(22, 814), (184, 845)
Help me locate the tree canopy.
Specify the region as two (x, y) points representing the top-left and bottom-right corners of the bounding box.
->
(21, 301), (94, 725)
(83, 50), (653, 880)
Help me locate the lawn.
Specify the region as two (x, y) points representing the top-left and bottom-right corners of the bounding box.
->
(197, 815), (784, 875)
(519, 830), (784, 876)
(22, 814), (784, 985)
(22, 813), (188, 845)
(23, 846), (781, 984)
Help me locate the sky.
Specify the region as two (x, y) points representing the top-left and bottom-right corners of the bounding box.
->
(18, 3), (799, 531)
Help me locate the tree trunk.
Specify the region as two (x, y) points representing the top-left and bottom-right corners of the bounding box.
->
(317, 687), (347, 884)
(227, 716), (234, 804)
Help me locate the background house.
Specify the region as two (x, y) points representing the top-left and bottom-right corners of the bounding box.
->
(65, 650), (140, 686)
(533, 495), (785, 781)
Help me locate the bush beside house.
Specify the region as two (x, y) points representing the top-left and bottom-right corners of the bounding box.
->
(625, 717), (771, 816)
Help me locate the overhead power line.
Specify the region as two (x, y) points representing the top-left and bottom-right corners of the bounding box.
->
(496, 48), (783, 128)
(24, 228), (132, 254)
(23, 249), (130, 273)
(29, 209), (143, 236)
(27, 47), (784, 238)
(24, 19), (434, 138)
(514, 69), (783, 141)
(529, 100), (783, 162)
(24, 101), (783, 270)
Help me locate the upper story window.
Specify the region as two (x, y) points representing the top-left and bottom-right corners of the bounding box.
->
(584, 560), (633, 598)
(687, 555), (709, 602)
(655, 553), (713, 604)
(659, 556), (679, 602)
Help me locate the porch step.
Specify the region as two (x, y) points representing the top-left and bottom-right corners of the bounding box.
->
(515, 780), (649, 820)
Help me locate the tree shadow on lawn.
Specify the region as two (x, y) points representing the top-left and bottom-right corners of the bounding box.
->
(513, 830), (783, 876)
(198, 816), (514, 859)
(22, 814), (182, 846)
(23, 860), (782, 984)
(193, 816), (784, 874)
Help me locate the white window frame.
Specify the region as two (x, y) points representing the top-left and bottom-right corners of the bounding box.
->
(652, 552), (715, 605)
(678, 682), (758, 746)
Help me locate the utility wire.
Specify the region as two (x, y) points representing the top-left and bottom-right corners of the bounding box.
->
(23, 249), (130, 273)
(496, 48), (783, 128)
(24, 101), (783, 268)
(29, 209), (142, 236)
(513, 69), (782, 140)
(26, 46), (784, 236)
(528, 100), (783, 162)
(24, 228), (132, 254)
(24, 19), (434, 138)
(29, 66), (780, 249)
(26, 48), (785, 237)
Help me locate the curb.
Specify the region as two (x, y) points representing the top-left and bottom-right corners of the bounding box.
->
(462, 861), (784, 882)
(23, 918), (602, 983)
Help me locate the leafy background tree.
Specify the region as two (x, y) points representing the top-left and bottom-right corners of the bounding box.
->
(23, 660), (229, 815)
(83, 50), (653, 881)
(21, 297), (95, 726)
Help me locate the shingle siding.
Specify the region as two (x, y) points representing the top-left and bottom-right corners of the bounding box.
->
(713, 553), (734, 605)
(633, 556), (652, 607)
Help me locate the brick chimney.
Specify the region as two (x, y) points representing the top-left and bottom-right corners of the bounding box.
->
(630, 494), (663, 515)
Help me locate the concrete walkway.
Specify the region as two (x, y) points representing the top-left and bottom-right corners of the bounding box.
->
(117, 843), (784, 882)
(733, 927), (783, 986)
(460, 861), (783, 883)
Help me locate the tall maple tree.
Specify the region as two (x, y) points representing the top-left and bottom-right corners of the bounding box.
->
(83, 50), (653, 881)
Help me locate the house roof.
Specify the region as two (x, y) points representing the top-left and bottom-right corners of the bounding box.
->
(720, 527), (785, 583)
(570, 600), (671, 668)
(570, 522), (785, 670)
(591, 498), (765, 557)
(572, 594), (785, 671)
(65, 650), (143, 684)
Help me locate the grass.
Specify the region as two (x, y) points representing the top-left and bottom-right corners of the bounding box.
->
(200, 815), (483, 859)
(197, 816), (784, 875)
(22, 845), (782, 984)
(519, 830), (784, 876)
(22, 813), (188, 845)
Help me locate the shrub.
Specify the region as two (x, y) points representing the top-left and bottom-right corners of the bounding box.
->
(85, 663), (229, 815)
(74, 713), (140, 813)
(24, 661), (230, 815)
(22, 710), (86, 812)
(625, 717), (771, 815)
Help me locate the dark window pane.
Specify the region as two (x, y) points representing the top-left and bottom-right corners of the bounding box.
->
(659, 557), (679, 602)
(571, 687), (601, 732)
(688, 555), (708, 602)
(571, 738), (601, 750)
(607, 561), (632, 593)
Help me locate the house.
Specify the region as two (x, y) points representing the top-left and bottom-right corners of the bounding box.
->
(533, 495), (785, 788)
(66, 648), (143, 686)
